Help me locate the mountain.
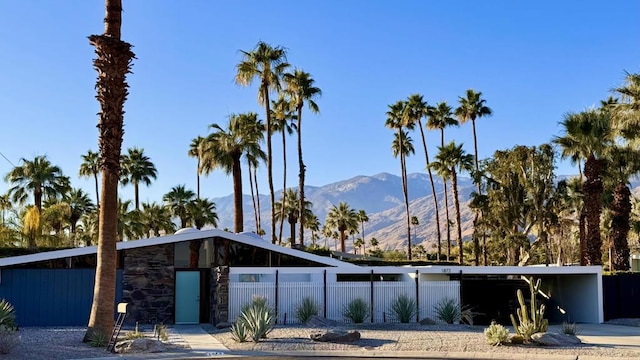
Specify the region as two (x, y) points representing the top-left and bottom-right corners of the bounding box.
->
(211, 172), (476, 253)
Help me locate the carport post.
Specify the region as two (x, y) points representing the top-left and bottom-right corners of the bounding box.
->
(370, 270), (374, 323)
(275, 269), (279, 324)
(415, 270), (419, 322)
(323, 269), (327, 318)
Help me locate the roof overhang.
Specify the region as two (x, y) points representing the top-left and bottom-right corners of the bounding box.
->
(0, 229), (356, 268)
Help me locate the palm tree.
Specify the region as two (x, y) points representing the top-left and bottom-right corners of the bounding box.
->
(274, 189), (313, 246)
(406, 94), (441, 260)
(86, 0), (135, 337)
(411, 215), (419, 241)
(140, 202), (175, 238)
(186, 198), (219, 230)
(64, 188), (95, 236)
(307, 214), (321, 246)
(116, 199), (143, 241)
(325, 201), (358, 253)
(202, 112), (262, 233)
(392, 129), (415, 260)
(5, 155), (70, 214)
(612, 72), (640, 142)
(353, 237), (364, 255)
(79, 150), (101, 207)
(431, 142), (474, 264)
(604, 147), (640, 270)
(271, 95), (297, 243)
(455, 90), (492, 265)
(120, 147), (157, 210)
(284, 69), (321, 247)
(0, 194), (11, 227)
(163, 185), (196, 228)
(427, 101), (459, 260)
(386, 100), (415, 259)
(357, 210), (369, 255)
(235, 41), (289, 244)
(185, 197), (218, 268)
(246, 149), (266, 234)
(187, 136), (206, 199)
(553, 109), (612, 265)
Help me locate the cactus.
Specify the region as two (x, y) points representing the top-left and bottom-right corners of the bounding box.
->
(509, 277), (548, 341)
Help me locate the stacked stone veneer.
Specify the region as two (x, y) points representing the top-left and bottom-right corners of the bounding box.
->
(211, 266), (229, 324)
(122, 244), (175, 325)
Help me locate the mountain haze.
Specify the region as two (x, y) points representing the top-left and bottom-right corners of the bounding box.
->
(212, 173), (476, 253)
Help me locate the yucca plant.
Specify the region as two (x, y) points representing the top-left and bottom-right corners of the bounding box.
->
(342, 298), (369, 324)
(390, 294), (417, 323)
(0, 299), (17, 331)
(295, 297), (319, 324)
(484, 321), (509, 346)
(434, 297), (461, 324)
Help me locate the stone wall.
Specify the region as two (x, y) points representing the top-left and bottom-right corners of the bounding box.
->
(122, 244), (175, 325)
(211, 266), (229, 324)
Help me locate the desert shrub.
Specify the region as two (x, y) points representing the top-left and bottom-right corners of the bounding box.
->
(0, 299), (17, 331)
(460, 305), (483, 325)
(0, 325), (19, 354)
(230, 321), (248, 343)
(86, 328), (108, 348)
(342, 298), (369, 324)
(434, 297), (461, 324)
(484, 321), (509, 346)
(124, 322), (145, 340)
(390, 294), (417, 323)
(154, 323), (169, 342)
(295, 297), (319, 324)
(561, 321), (579, 335)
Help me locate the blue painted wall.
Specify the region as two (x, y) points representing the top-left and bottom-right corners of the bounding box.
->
(0, 269), (123, 326)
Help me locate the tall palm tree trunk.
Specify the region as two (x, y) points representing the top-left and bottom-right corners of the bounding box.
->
(254, 166), (262, 234)
(288, 215), (296, 246)
(583, 156), (603, 265)
(339, 229), (346, 252)
(452, 170), (463, 265)
(134, 182), (140, 210)
(278, 128), (287, 244)
(440, 130), (452, 260)
(610, 183), (631, 270)
(232, 156), (244, 233)
(263, 88), (276, 244)
(196, 158), (200, 199)
(93, 173), (100, 207)
(470, 120), (482, 265)
(86, 0), (134, 339)
(401, 151), (412, 260)
(361, 222), (366, 255)
(418, 122), (441, 260)
(297, 106), (306, 247)
(248, 163), (259, 232)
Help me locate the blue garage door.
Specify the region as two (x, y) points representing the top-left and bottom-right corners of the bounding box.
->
(0, 268), (123, 326)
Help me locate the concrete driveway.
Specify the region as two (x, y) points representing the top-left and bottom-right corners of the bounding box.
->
(549, 323), (640, 350)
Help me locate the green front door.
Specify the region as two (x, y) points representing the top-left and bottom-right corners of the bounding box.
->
(175, 271), (200, 324)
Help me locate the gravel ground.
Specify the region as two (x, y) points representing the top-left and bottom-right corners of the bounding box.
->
(1, 326), (189, 360)
(3, 320), (639, 359)
(209, 321), (640, 358)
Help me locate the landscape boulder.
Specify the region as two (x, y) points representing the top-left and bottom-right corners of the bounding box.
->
(530, 332), (582, 346)
(419, 317), (437, 325)
(306, 315), (338, 328)
(309, 330), (361, 343)
(114, 338), (166, 354)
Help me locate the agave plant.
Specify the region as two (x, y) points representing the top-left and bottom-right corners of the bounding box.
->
(0, 299), (17, 331)
(390, 294), (417, 323)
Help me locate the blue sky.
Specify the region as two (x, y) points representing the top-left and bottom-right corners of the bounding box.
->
(0, 1), (638, 205)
